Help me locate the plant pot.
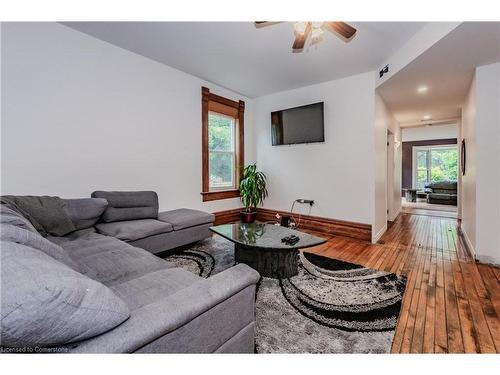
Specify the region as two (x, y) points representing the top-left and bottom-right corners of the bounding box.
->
(240, 211), (257, 223)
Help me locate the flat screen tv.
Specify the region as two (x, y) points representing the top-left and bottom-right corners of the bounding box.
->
(271, 102), (324, 146)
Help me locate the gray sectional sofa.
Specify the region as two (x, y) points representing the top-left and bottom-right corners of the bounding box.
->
(0, 192), (260, 353)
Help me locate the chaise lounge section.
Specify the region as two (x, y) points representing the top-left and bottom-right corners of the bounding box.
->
(91, 191), (215, 253)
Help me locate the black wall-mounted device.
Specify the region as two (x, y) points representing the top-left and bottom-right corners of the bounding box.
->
(379, 64), (389, 78)
(296, 199), (314, 206)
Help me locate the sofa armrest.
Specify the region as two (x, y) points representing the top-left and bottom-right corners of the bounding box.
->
(66, 264), (260, 353)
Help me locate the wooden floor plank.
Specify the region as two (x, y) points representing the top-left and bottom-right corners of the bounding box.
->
(458, 262), (497, 353)
(443, 250), (465, 353)
(451, 252), (481, 353)
(422, 254), (437, 353)
(434, 245), (448, 352)
(410, 246), (431, 353)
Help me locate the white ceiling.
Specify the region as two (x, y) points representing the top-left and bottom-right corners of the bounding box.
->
(62, 22), (425, 98)
(378, 22), (500, 125)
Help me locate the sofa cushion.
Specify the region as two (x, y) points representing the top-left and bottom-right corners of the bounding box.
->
(0, 241), (130, 348)
(91, 191), (158, 223)
(110, 268), (201, 310)
(63, 198), (108, 231)
(158, 208), (215, 231)
(0, 195), (76, 236)
(428, 193), (458, 200)
(433, 189), (455, 194)
(1, 224), (80, 271)
(0, 204), (37, 232)
(95, 219), (173, 242)
(425, 180), (457, 192)
(52, 231), (174, 286)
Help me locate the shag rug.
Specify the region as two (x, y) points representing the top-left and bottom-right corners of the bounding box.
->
(161, 236), (406, 353)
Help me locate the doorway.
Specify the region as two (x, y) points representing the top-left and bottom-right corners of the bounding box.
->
(401, 141), (458, 218)
(386, 130), (395, 222)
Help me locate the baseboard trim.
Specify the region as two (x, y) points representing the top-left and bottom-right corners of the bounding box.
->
(457, 226), (475, 260)
(475, 255), (500, 267)
(213, 208), (241, 225)
(212, 207), (372, 242)
(389, 207), (402, 222)
(257, 208), (372, 242)
(372, 223), (388, 244)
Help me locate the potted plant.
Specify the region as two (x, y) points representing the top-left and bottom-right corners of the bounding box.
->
(239, 164), (268, 223)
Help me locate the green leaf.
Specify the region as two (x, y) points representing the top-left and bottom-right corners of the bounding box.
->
(239, 163), (268, 211)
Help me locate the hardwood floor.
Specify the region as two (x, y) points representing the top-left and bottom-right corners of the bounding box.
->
(304, 213), (500, 353)
(401, 198), (458, 219)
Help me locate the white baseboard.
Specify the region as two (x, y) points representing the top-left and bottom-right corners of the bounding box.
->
(459, 226), (476, 258)
(372, 223), (388, 244)
(389, 206), (401, 222)
(459, 227), (500, 265)
(475, 255), (500, 266)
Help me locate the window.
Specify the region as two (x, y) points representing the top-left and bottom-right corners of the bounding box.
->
(201, 87), (244, 201)
(209, 112), (235, 189)
(413, 145), (458, 189)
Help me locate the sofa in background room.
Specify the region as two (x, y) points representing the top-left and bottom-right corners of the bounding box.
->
(424, 180), (458, 205)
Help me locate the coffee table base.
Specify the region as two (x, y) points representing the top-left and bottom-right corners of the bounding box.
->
(234, 244), (299, 278)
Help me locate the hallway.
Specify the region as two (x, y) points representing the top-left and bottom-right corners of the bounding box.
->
(306, 213), (500, 353)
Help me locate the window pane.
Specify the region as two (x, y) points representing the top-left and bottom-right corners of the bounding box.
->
(209, 152), (234, 188)
(208, 112), (235, 190)
(430, 148), (458, 182)
(417, 150), (427, 169)
(416, 150), (428, 189)
(208, 113), (234, 152)
(416, 169), (428, 189)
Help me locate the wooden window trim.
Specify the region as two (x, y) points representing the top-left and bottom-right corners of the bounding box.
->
(201, 87), (245, 202)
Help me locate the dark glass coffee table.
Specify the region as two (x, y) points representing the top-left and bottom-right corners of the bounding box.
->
(210, 223), (326, 278)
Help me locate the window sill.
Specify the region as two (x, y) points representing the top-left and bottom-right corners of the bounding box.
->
(201, 189), (240, 202)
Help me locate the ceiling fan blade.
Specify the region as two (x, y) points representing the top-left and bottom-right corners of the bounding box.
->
(254, 21), (282, 28)
(292, 22), (312, 51)
(324, 22), (357, 40)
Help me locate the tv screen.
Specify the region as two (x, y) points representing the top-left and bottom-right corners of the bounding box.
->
(271, 102), (324, 146)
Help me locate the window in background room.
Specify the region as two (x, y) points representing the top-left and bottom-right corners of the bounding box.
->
(413, 145), (458, 189)
(201, 87), (244, 201)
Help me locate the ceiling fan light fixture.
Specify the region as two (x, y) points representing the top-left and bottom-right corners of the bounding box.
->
(311, 28), (324, 44)
(256, 21), (357, 53)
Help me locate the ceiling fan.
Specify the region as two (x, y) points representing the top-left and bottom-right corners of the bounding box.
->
(255, 21), (357, 52)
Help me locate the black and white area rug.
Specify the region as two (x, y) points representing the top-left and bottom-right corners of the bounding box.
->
(161, 236), (407, 353)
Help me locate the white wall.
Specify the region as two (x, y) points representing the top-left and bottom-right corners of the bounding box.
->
(254, 72), (376, 227)
(461, 75), (477, 255)
(401, 123), (458, 142)
(1, 22), (255, 213)
(475, 63), (500, 264)
(460, 63), (500, 265)
(374, 92), (401, 241)
(376, 22), (460, 87)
